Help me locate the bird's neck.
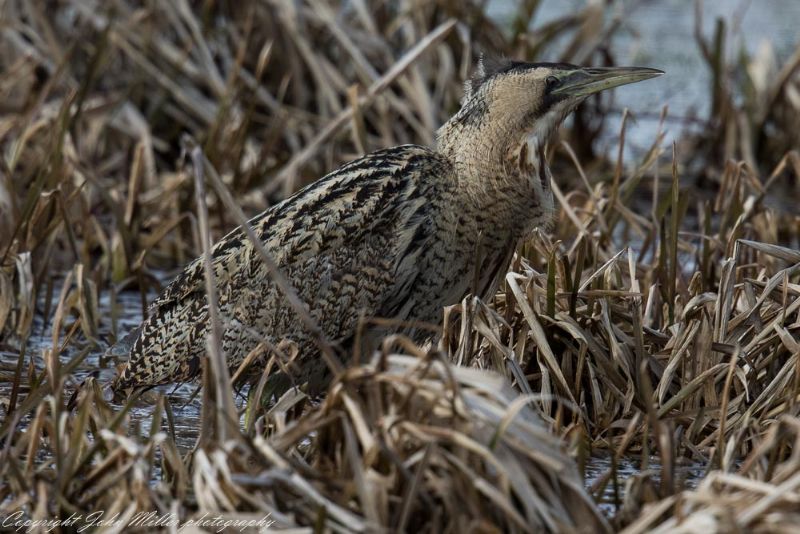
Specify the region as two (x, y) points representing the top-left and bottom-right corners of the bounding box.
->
(436, 111), (555, 238)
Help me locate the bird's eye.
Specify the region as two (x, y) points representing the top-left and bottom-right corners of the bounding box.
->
(545, 75), (560, 89)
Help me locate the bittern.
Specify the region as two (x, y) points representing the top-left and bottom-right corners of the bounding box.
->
(110, 59), (662, 398)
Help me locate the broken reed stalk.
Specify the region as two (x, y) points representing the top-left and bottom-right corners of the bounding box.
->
(188, 141), (238, 440)
(199, 150), (344, 377)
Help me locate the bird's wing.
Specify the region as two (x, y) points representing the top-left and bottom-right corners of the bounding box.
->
(114, 145), (450, 377)
(240, 144), (449, 337)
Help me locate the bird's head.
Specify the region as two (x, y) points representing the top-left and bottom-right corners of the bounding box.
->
(437, 58), (663, 185)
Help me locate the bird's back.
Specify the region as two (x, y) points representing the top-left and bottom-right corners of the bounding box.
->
(111, 144), (470, 395)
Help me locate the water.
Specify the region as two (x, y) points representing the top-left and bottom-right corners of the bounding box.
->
(489, 0), (800, 157)
(0, 278), (204, 452)
(586, 452), (708, 513)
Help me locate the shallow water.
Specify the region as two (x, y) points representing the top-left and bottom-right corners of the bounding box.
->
(0, 279), (205, 452)
(586, 451), (708, 513)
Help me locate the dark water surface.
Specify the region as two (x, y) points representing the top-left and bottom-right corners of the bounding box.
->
(585, 451), (709, 513)
(0, 279), (204, 452)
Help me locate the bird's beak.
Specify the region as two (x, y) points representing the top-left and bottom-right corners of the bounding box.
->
(551, 66), (664, 98)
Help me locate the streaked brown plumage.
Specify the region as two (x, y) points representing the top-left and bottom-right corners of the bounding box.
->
(110, 59), (662, 397)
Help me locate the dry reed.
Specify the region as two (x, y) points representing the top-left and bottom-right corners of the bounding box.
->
(1, 0), (800, 531)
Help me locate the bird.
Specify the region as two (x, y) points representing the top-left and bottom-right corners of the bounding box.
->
(109, 58), (662, 399)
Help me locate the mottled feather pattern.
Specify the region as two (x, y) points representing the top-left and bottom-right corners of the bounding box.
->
(110, 60), (584, 397)
(114, 145), (481, 392)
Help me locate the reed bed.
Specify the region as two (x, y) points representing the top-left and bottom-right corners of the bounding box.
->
(455, 144), (800, 454)
(1, 0), (800, 531)
(1, 349), (608, 532)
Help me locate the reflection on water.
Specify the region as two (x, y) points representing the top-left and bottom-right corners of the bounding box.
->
(586, 452), (708, 513)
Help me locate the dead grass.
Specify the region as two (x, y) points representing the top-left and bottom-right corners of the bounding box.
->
(1, 0), (800, 531)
